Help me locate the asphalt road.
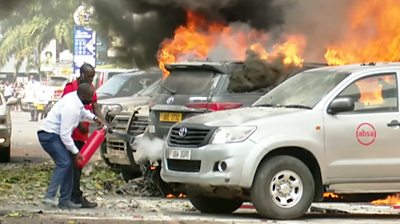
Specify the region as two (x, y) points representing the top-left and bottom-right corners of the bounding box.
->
(3, 111), (400, 223)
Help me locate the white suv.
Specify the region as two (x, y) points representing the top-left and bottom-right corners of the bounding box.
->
(161, 62), (400, 219)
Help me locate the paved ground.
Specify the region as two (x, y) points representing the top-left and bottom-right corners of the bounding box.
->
(2, 111), (400, 223)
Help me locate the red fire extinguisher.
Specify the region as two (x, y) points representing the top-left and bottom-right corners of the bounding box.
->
(76, 127), (106, 169)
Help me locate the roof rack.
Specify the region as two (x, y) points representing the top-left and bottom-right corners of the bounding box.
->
(360, 62), (376, 66)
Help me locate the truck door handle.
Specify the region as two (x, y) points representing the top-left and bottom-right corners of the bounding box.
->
(387, 120), (400, 127)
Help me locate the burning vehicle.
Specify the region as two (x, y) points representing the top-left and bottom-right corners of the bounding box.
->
(160, 62), (400, 219)
(120, 59), (325, 196)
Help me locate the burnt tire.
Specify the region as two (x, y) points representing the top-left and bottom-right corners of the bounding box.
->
(0, 145), (11, 163)
(251, 155), (314, 220)
(188, 193), (243, 214)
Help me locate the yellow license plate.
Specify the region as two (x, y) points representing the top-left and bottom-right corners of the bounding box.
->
(36, 104), (45, 110)
(159, 112), (182, 122)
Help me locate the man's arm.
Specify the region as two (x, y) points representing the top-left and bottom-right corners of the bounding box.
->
(92, 101), (108, 125)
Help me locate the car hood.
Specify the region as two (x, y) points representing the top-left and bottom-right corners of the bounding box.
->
(181, 107), (304, 126)
(98, 95), (150, 108)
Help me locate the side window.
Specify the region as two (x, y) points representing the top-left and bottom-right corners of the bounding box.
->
(337, 73), (398, 112)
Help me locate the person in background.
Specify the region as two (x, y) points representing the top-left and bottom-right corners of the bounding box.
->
(61, 63), (107, 208)
(38, 83), (104, 209)
(3, 81), (13, 103)
(25, 75), (40, 121)
(14, 82), (25, 111)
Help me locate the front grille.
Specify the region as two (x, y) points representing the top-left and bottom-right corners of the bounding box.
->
(167, 159), (201, 172)
(128, 116), (149, 136)
(111, 115), (130, 131)
(168, 126), (212, 147)
(106, 140), (126, 151)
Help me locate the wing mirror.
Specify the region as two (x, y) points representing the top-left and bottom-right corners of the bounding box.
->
(327, 97), (355, 115)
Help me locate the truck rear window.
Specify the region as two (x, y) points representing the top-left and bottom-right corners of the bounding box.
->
(158, 70), (218, 96)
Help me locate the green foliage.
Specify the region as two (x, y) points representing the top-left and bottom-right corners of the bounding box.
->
(0, 161), (125, 202)
(0, 0), (81, 71)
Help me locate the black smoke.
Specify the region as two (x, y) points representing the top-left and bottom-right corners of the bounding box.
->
(91, 0), (289, 69)
(227, 50), (297, 93)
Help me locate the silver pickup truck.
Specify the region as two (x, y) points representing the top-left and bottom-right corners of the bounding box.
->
(161, 62), (400, 219)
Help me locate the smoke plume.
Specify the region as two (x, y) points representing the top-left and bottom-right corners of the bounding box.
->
(92, 0), (288, 68)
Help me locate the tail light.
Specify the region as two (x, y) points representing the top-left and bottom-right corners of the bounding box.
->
(185, 102), (243, 111)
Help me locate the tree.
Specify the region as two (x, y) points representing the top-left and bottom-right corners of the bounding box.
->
(0, 0), (79, 74)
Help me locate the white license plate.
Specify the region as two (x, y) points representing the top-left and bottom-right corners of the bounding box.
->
(169, 149), (191, 160)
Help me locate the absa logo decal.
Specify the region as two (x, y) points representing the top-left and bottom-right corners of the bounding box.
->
(356, 122), (376, 146)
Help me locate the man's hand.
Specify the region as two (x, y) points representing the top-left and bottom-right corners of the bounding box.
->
(77, 122), (89, 134)
(94, 116), (107, 127)
(73, 152), (84, 167)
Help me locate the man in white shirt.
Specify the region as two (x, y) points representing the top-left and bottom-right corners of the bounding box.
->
(37, 83), (103, 209)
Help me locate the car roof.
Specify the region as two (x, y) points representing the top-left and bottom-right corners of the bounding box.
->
(308, 62), (400, 74)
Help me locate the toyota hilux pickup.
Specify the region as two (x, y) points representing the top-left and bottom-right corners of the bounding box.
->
(161, 62), (400, 219)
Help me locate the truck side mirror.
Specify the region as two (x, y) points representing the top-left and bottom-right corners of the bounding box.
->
(327, 97), (355, 115)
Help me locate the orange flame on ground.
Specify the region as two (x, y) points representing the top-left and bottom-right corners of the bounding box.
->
(166, 193), (187, 199)
(157, 11), (305, 78)
(325, 0), (400, 65)
(323, 192), (342, 199)
(372, 194), (400, 206)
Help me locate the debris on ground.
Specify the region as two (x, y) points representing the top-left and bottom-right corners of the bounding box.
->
(0, 161), (125, 203)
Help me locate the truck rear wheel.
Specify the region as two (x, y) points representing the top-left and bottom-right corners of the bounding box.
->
(251, 155), (314, 220)
(188, 193), (243, 214)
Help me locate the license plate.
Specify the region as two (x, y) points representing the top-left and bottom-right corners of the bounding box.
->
(159, 112), (182, 122)
(169, 149), (191, 160)
(36, 104), (45, 110)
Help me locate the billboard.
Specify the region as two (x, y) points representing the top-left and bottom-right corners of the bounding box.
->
(73, 5), (96, 74)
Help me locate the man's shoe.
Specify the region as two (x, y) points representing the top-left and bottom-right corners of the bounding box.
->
(58, 200), (81, 209)
(41, 197), (58, 208)
(78, 197), (98, 208)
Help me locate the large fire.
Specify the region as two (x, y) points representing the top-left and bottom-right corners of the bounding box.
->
(158, 1), (400, 77)
(324, 0), (400, 65)
(372, 194), (400, 206)
(157, 11), (305, 77)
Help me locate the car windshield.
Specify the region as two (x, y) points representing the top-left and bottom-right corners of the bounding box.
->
(253, 70), (350, 108)
(158, 70), (216, 96)
(96, 74), (131, 95)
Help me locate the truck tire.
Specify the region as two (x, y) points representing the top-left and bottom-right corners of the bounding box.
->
(251, 155), (314, 220)
(0, 145), (11, 163)
(188, 193), (243, 214)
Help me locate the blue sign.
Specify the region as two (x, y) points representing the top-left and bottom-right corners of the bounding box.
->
(73, 26), (96, 74)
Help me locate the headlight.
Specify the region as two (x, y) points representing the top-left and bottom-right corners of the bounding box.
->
(101, 104), (122, 115)
(210, 126), (256, 144)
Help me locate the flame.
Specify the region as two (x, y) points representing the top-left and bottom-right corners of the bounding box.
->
(325, 0), (400, 65)
(355, 78), (383, 105)
(166, 193), (187, 199)
(323, 192), (342, 199)
(372, 194), (400, 206)
(157, 11), (305, 78)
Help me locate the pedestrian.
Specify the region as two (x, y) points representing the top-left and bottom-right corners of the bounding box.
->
(25, 75), (40, 121)
(37, 83), (104, 209)
(61, 63), (107, 208)
(3, 81), (13, 103)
